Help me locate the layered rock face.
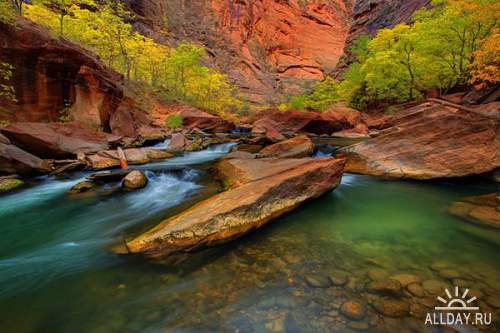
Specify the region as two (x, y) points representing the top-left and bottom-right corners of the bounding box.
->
(125, 157), (345, 258)
(338, 101), (500, 179)
(130, 0), (353, 103)
(129, 0), (432, 103)
(0, 19), (123, 128)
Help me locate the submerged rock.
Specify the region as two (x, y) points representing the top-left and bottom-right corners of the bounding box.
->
(329, 270), (349, 286)
(340, 300), (366, 320)
(448, 193), (500, 229)
(122, 170), (148, 190)
(305, 275), (331, 288)
(421, 280), (448, 295)
(389, 274), (420, 287)
(406, 283), (425, 297)
(124, 158), (345, 257)
(371, 299), (410, 317)
(259, 135), (314, 158)
(366, 279), (403, 297)
(338, 102), (500, 179)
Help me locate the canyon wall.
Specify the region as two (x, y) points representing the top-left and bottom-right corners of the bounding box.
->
(128, 0), (430, 103)
(0, 19), (123, 129)
(129, 0), (353, 104)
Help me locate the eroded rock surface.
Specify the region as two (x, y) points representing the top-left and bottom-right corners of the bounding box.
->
(124, 157), (345, 257)
(259, 135), (314, 158)
(130, 0), (352, 103)
(0, 142), (51, 175)
(217, 157), (316, 188)
(0, 19), (122, 126)
(338, 102), (500, 179)
(449, 193), (500, 229)
(1, 122), (111, 159)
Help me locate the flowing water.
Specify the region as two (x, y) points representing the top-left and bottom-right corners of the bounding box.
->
(0, 145), (498, 333)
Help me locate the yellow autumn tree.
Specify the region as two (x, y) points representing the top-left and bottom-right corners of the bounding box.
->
(470, 29), (500, 89)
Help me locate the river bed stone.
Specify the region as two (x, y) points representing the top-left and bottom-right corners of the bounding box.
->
(340, 300), (366, 320)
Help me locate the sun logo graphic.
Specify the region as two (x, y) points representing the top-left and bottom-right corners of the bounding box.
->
(425, 286), (492, 327)
(435, 286), (479, 311)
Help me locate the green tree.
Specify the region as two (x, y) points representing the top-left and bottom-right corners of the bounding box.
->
(2, 1), (15, 22)
(0, 61), (17, 102)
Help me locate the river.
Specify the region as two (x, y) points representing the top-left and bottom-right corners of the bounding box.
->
(0, 143), (498, 333)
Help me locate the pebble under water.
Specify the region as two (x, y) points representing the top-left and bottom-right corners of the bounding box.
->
(0, 145), (498, 333)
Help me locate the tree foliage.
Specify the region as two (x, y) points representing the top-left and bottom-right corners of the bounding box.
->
(24, 0), (242, 116)
(284, 0), (499, 111)
(164, 114), (183, 129)
(470, 28), (500, 89)
(1, 1), (15, 23)
(0, 61), (17, 102)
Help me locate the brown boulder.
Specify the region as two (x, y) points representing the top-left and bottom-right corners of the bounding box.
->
(338, 102), (500, 179)
(251, 118), (285, 142)
(1, 122), (110, 159)
(122, 170), (148, 190)
(449, 193), (500, 229)
(167, 133), (188, 152)
(259, 135), (314, 158)
(180, 107), (234, 132)
(0, 142), (51, 175)
(94, 147), (172, 168)
(86, 154), (120, 170)
(137, 126), (165, 142)
(222, 151), (256, 160)
(217, 157), (317, 188)
(124, 158), (345, 258)
(109, 106), (137, 138)
(109, 98), (159, 139)
(252, 107), (368, 136)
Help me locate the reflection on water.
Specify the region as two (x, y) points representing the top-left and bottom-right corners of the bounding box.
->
(0, 147), (498, 332)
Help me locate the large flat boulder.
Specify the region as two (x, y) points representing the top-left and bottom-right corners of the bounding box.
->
(217, 157), (316, 188)
(1, 122), (110, 159)
(259, 135), (314, 158)
(124, 157), (345, 258)
(338, 102), (500, 179)
(0, 142), (51, 175)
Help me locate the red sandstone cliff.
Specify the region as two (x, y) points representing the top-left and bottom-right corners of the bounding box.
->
(0, 19), (123, 129)
(130, 0), (353, 104)
(129, 0), (430, 103)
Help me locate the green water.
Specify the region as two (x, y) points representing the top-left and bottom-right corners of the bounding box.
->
(0, 148), (498, 332)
